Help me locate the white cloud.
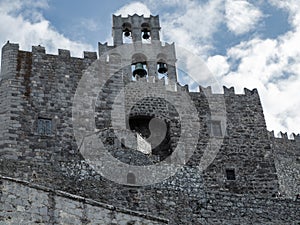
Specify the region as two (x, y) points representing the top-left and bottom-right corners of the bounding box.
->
(1, 0), (296, 134)
(225, 0), (263, 35)
(144, 0), (300, 133)
(114, 2), (151, 17)
(215, 29), (300, 134)
(0, 0), (93, 58)
(207, 55), (230, 78)
(160, 0), (224, 54)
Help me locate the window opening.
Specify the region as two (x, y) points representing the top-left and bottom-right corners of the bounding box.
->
(37, 118), (52, 135)
(226, 169), (236, 180)
(211, 120), (222, 137)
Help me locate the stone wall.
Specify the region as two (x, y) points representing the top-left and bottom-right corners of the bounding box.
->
(0, 175), (168, 224)
(198, 87), (279, 196)
(269, 132), (300, 198)
(0, 42), (299, 224)
(0, 42), (97, 162)
(0, 42), (20, 159)
(1, 176), (299, 225)
(201, 191), (300, 225)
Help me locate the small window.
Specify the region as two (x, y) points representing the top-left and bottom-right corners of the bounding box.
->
(226, 169), (236, 180)
(127, 172), (136, 185)
(37, 118), (52, 135)
(210, 120), (222, 137)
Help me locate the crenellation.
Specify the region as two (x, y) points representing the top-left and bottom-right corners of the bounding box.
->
(292, 133), (300, 141)
(279, 131), (288, 140)
(199, 85), (212, 96)
(244, 87), (258, 96)
(98, 42), (115, 57)
(83, 51), (97, 59)
(268, 130), (300, 141)
(58, 49), (71, 58)
(32, 45), (46, 54)
(223, 86), (235, 95)
(182, 84), (189, 92)
(268, 130), (275, 138)
(0, 14), (299, 225)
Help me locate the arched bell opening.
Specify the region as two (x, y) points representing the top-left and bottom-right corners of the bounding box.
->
(131, 63), (148, 80)
(131, 53), (148, 80)
(141, 23), (151, 44)
(157, 53), (168, 79)
(157, 62), (168, 74)
(122, 22), (132, 44)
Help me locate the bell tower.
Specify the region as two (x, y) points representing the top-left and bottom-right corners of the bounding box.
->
(98, 14), (177, 82)
(112, 14), (161, 46)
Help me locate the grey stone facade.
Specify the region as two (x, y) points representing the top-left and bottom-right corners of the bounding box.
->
(0, 14), (299, 224)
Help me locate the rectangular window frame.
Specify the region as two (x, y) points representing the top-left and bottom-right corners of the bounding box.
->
(210, 120), (222, 137)
(225, 168), (236, 181)
(37, 117), (53, 136)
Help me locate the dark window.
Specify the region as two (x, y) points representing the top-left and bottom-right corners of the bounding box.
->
(226, 169), (236, 180)
(127, 172), (136, 184)
(211, 120), (222, 136)
(37, 118), (52, 135)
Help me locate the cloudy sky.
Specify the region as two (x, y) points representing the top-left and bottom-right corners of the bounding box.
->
(0, 0), (299, 136)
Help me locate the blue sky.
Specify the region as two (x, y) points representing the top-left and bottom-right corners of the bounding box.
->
(0, 0), (300, 136)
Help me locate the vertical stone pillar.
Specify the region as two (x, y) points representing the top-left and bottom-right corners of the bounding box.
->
(0, 42), (21, 159)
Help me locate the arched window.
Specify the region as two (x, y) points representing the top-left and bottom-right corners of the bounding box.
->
(131, 53), (148, 80)
(157, 53), (168, 79)
(122, 22), (132, 44)
(141, 23), (151, 44)
(127, 172), (136, 184)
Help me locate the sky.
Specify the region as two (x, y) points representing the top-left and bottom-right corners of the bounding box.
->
(0, 0), (299, 136)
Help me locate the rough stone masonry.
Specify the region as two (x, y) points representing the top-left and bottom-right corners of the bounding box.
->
(0, 14), (299, 224)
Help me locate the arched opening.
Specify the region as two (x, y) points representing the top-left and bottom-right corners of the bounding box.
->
(122, 22), (132, 44)
(141, 23), (151, 44)
(131, 53), (148, 80)
(127, 172), (136, 184)
(157, 53), (168, 79)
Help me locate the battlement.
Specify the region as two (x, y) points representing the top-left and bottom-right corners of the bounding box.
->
(130, 79), (260, 97)
(98, 41), (176, 58)
(199, 85), (259, 97)
(268, 130), (300, 141)
(2, 42), (97, 60)
(1, 13), (300, 224)
(112, 14), (160, 29)
(113, 13), (159, 19)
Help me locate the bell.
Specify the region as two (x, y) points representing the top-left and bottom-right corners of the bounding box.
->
(142, 31), (150, 40)
(133, 63), (147, 77)
(124, 28), (131, 37)
(158, 63), (168, 74)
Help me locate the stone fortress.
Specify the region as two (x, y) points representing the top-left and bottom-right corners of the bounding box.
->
(0, 14), (299, 224)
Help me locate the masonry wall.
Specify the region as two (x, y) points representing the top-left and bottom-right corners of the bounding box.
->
(0, 43), (20, 159)
(0, 42), (299, 224)
(197, 87), (279, 196)
(201, 191), (300, 225)
(0, 43), (97, 162)
(1, 176), (299, 225)
(0, 176), (168, 224)
(269, 132), (300, 199)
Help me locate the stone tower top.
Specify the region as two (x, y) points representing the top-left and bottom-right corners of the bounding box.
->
(112, 14), (161, 46)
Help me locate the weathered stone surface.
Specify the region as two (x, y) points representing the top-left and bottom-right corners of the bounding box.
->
(0, 14), (299, 225)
